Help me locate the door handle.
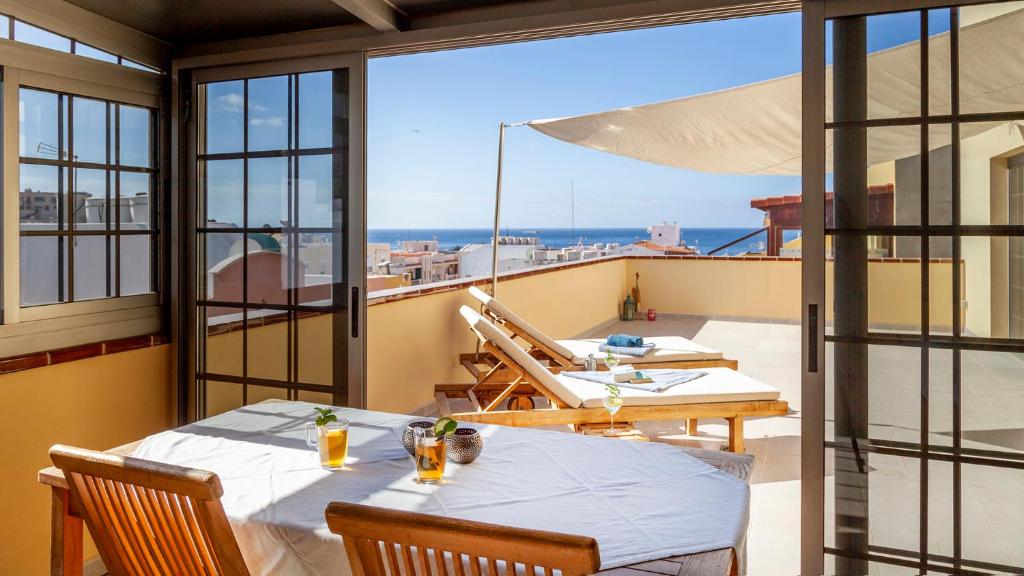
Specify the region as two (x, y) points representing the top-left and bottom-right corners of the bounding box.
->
(808, 304), (818, 373)
(351, 286), (360, 338)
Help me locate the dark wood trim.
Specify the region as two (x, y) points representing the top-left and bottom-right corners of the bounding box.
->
(0, 333), (168, 375)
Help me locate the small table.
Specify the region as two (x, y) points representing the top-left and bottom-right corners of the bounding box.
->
(578, 423), (650, 442)
(39, 404), (739, 576)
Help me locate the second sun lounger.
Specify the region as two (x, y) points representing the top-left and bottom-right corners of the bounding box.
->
(439, 306), (789, 452)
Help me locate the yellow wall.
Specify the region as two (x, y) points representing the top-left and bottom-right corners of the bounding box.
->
(626, 258), (802, 320)
(959, 122), (1024, 337)
(0, 345), (173, 576)
(366, 259), (627, 413)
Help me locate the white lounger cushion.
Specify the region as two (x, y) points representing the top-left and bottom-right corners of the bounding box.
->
(461, 306), (780, 411)
(557, 336), (723, 364)
(555, 368), (780, 409)
(467, 286), (724, 364)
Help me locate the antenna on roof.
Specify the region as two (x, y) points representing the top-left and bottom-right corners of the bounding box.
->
(570, 179), (575, 244)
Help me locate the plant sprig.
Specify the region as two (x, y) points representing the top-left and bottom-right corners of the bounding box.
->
(604, 383), (621, 400)
(314, 407), (338, 427)
(433, 416), (458, 439)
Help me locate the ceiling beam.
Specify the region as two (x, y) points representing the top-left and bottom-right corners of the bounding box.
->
(329, 0), (408, 32)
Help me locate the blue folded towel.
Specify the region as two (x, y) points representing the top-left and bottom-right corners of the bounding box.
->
(606, 334), (644, 348)
(599, 343), (656, 357)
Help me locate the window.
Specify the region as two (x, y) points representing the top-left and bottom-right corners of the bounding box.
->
(0, 13), (161, 73)
(18, 87), (157, 306)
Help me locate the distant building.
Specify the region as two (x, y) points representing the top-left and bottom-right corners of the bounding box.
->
(20, 189), (91, 223)
(459, 237), (540, 278)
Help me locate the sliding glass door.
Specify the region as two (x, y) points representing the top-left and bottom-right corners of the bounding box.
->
(187, 56), (366, 417)
(803, 2), (1024, 574)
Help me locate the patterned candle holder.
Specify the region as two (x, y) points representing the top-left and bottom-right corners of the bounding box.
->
(446, 428), (483, 464)
(402, 421), (436, 456)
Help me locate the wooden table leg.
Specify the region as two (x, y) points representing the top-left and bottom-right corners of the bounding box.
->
(51, 486), (83, 576)
(686, 418), (699, 436)
(726, 417), (744, 453)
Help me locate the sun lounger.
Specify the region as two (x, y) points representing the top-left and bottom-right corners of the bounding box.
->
(464, 285), (736, 370)
(439, 306), (788, 452)
(454, 286), (739, 411)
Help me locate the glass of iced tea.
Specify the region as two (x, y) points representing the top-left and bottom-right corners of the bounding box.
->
(413, 427), (447, 484)
(305, 419), (350, 470)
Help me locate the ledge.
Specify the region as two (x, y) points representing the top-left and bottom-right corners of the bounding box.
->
(368, 255), (629, 306)
(0, 333), (168, 376)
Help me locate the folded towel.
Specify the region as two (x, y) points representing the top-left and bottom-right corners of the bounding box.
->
(562, 369), (708, 393)
(599, 343), (656, 357)
(606, 334), (644, 348)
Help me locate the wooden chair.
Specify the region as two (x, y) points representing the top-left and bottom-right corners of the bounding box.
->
(325, 501), (601, 576)
(49, 444), (250, 576)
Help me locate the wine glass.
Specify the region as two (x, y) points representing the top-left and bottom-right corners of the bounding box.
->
(602, 388), (623, 434)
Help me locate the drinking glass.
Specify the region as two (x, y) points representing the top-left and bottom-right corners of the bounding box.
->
(305, 419), (350, 470)
(413, 427), (447, 484)
(603, 394), (623, 433)
(604, 354), (620, 371)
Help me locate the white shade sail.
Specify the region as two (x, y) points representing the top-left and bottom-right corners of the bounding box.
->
(528, 9), (1024, 176)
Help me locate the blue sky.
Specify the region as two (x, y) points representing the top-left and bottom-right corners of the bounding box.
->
(367, 10), (946, 229)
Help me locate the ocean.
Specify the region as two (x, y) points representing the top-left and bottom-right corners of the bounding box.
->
(368, 227), (800, 256)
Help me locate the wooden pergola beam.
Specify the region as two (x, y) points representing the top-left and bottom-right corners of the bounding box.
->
(329, 0), (408, 32)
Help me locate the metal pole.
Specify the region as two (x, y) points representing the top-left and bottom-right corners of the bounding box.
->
(491, 122), (507, 296)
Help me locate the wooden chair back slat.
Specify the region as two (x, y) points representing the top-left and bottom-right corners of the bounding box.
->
(50, 444), (250, 576)
(326, 502), (600, 576)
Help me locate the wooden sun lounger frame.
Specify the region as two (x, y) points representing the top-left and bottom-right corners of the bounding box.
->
(438, 339), (789, 453)
(459, 305), (739, 384)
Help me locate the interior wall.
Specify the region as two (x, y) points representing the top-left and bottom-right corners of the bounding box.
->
(0, 345), (173, 576)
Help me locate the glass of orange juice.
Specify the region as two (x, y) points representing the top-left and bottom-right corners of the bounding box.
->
(305, 419), (350, 470)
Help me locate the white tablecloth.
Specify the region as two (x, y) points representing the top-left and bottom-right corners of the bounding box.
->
(132, 401), (749, 575)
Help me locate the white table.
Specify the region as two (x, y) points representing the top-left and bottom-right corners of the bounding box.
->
(41, 401), (748, 576)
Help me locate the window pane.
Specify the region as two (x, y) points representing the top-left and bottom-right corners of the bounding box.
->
(14, 21), (70, 52)
(204, 306), (242, 376)
(204, 380), (243, 417)
(20, 164), (66, 227)
(248, 157), (288, 228)
(0, 16), (8, 39)
(204, 159), (243, 227)
(298, 154), (333, 228)
(119, 105), (151, 167)
(296, 233), (334, 306)
(20, 89), (61, 159)
(865, 11), (921, 121)
(959, 2), (1024, 115)
(20, 236), (65, 306)
(204, 232), (244, 303)
(76, 168), (109, 230)
(298, 313), (332, 385)
(122, 59), (160, 74)
(119, 234), (152, 296)
(246, 239), (289, 306)
(299, 71), (333, 149)
(247, 76), (289, 152)
(247, 310), (289, 381)
(120, 172), (151, 229)
(962, 464), (1024, 568)
(72, 97), (108, 164)
(204, 81), (244, 154)
(74, 43), (118, 64)
(73, 235), (110, 300)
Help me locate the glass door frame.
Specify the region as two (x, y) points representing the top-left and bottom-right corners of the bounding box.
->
(181, 53), (367, 419)
(801, 2), (1023, 574)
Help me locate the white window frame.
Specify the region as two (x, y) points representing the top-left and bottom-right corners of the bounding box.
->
(0, 39), (163, 356)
